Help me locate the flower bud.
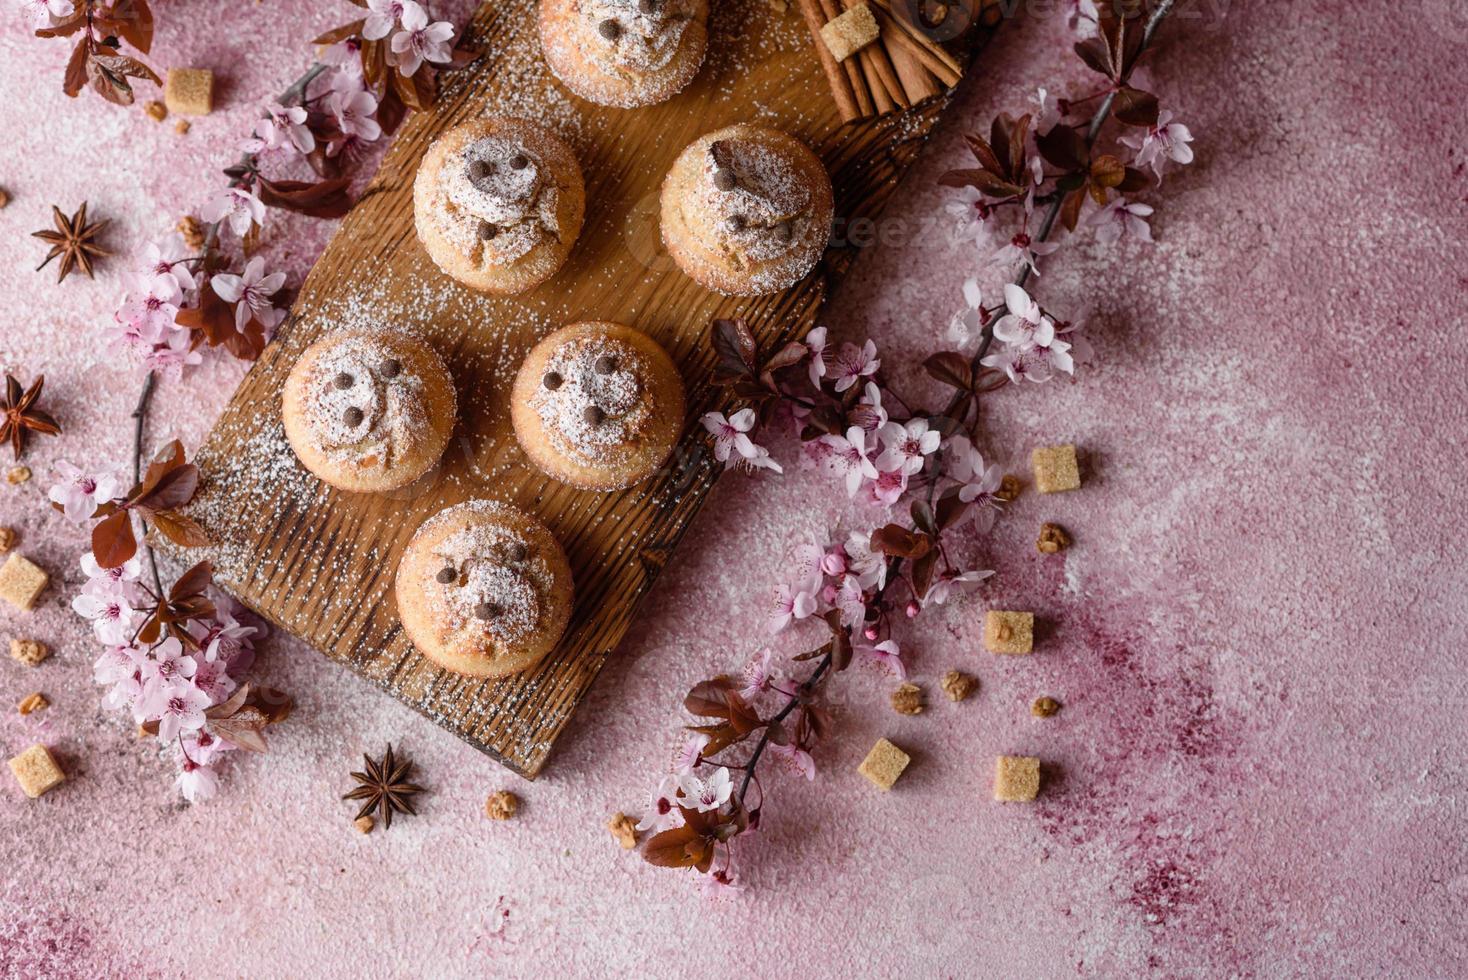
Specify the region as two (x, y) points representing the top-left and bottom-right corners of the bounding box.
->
(904, 599), (920, 619)
(863, 625), (879, 641)
(820, 550), (847, 576)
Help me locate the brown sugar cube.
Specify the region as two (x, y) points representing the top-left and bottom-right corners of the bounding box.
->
(144, 99), (167, 122)
(820, 3), (879, 62)
(0, 526), (15, 552)
(10, 639), (50, 666)
(857, 737), (910, 791)
(9, 744), (65, 799)
(0, 553), (49, 611)
(607, 812), (638, 850)
(485, 789), (519, 820)
(984, 610), (1034, 655)
(164, 68), (214, 116)
(993, 755), (1040, 802)
(18, 693), (48, 716)
(1031, 444), (1081, 494)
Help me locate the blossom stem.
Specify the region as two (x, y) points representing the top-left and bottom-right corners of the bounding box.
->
(734, 646), (833, 806)
(131, 370), (165, 597)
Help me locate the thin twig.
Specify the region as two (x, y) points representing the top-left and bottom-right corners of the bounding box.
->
(130, 370), (165, 596)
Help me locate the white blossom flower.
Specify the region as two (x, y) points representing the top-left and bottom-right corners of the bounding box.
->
(1121, 110), (1195, 180)
(676, 766), (733, 813)
(212, 257), (287, 332)
(364, 0), (422, 40)
(390, 3), (455, 76)
(1089, 199), (1155, 244)
(201, 187), (266, 238)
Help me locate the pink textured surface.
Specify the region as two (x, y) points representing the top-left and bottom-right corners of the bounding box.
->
(3, 2), (1467, 976)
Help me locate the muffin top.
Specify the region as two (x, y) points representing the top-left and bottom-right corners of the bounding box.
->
(576, 0), (701, 76)
(529, 332), (657, 468)
(426, 132), (562, 264)
(687, 135), (816, 268)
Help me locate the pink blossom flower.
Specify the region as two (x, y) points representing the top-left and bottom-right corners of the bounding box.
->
(991, 228), (1059, 277)
(636, 774), (683, 833)
(858, 639), (906, 679)
(830, 340), (879, 392)
(212, 257), (287, 333)
(768, 576), (820, 633)
(1031, 337), (1075, 378)
(946, 437), (1003, 529)
(191, 608), (258, 664)
(81, 551), (142, 597)
(242, 102), (315, 155)
(702, 869), (742, 900)
(73, 591), (137, 644)
(201, 187), (266, 238)
(848, 381), (888, 433)
(191, 657), (238, 704)
(843, 531), (886, 591)
(992, 283), (1055, 350)
(769, 741), (816, 781)
(175, 757), (219, 803)
(702, 409), (782, 474)
(1067, 0), (1099, 38)
(1121, 110), (1194, 179)
(93, 644), (141, 686)
(816, 426), (879, 497)
(819, 547), (847, 577)
(364, 0), (421, 40)
(673, 733), (709, 775)
(738, 648), (781, 701)
(144, 679), (212, 742)
(139, 638), (199, 695)
(321, 37), (366, 69)
(829, 574), (865, 626)
(1089, 199), (1154, 244)
(390, 3), (456, 76)
(48, 462), (118, 522)
(864, 467), (908, 508)
(138, 236), (196, 299)
(676, 766), (733, 813)
(804, 325), (829, 388)
(924, 568), (993, 605)
(948, 277), (989, 347)
(18, 0), (72, 26)
(331, 88), (382, 142)
(182, 729), (229, 767)
(1031, 86), (1063, 135)
(981, 345), (1046, 385)
(139, 325), (205, 380)
(876, 418), (941, 477)
(945, 186), (995, 246)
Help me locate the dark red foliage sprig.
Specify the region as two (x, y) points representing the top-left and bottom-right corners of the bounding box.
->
(939, 9), (1162, 232)
(37, 0), (159, 106)
(63, 438), (209, 569)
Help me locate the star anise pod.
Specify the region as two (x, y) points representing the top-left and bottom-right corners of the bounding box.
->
(32, 202), (111, 283)
(0, 375), (61, 461)
(342, 744), (425, 830)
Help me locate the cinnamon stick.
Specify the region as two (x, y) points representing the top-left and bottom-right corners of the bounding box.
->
(870, 3), (961, 88)
(796, 0), (863, 122)
(869, 0), (963, 82)
(819, 0), (874, 117)
(857, 47), (895, 114)
(883, 21), (940, 103)
(843, 0), (910, 109)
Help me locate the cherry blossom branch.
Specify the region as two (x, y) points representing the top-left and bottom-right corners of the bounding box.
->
(735, 647), (833, 806)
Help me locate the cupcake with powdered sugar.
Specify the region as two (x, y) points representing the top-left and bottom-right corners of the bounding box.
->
(413, 116), (585, 295)
(511, 322), (686, 491)
(395, 500), (574, 678)
(540, 0), (709, 108)
(661, 124), (834, 296)
(282, 330), (456, 493)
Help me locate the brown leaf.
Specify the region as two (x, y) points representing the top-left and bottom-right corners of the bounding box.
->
(869, 524), (932, 560)
(923, 351), (972, 391)
(96, 0), (155, 55)
(710, 318), (759, 385)
(91, 508), (138, 569)
(1113, 86), (1159, 127)
(62, 37), (90, 97)
(256, 176), (353, 219)
(642, 825), (713, 870)
(823, 610), (852, 671)
(209, 706), (272, 752)
(169, 560), (213, 601)
(150, 510), (210, 549)
(135, 462), (198, 512)
(312, 18), (365, 46)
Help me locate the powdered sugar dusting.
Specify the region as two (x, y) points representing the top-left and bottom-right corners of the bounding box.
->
(699, 137), (812, 265)
(580, 0), (698, 75)
(429, 135), (561, 262)
(531, 334), (653, 466)
(298, 333), (431, 468)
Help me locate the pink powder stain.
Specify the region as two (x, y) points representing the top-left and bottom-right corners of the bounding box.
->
(1, 1), (1467, 976)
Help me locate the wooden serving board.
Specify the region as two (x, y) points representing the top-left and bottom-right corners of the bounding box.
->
(185, 0), (988, 777)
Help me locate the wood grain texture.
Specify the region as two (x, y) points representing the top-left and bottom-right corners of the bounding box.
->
(184, 0), (989, 777)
